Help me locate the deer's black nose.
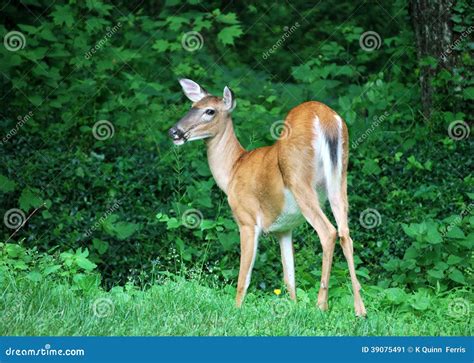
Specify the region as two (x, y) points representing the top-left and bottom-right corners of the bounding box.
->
(168, 126), (184, 140)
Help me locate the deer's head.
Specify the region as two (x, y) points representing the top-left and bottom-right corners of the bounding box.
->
(168, 79), (236, 145)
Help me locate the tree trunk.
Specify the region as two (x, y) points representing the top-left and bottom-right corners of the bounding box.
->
(409, 0), (453, 118)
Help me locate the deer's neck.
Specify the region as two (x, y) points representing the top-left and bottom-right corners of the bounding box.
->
(206, 118), (244, 194)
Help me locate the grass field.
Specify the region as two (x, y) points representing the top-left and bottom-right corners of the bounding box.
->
(1, 276), (471, 336)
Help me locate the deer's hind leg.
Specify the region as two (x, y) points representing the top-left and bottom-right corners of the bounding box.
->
(289, 183), (337, 311)
(328, 174), (367, 317)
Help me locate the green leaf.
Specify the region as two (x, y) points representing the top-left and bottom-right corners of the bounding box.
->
(427, 269), (444, 279)
(419, 56), (438, 68)
(446, 226), (465, 239)
(167, 16), (189, 31)
(457, 233), (473, 248)
(44, 265), (62, 275)
(217, 25), (243, 45)
(19, 188), (43, 211)
(51, 5), (75, 27)
(217, 231), (238, 251)
(76, 256), (97, 271)
(410, 294), (430, 311)
(17, 24), (38, 34)
(385, 287), (406, 304)
(5, 243), (25, 258)
(426, 222), (442, 244)
(448, 268), (465, 284)
(166, 217), (180, 229)
(27, 271), (42, 282)
(0, 175), (16, 193)
(463, 87), (474, 100)
(403, 245), (418, 259)
(73, 274), (99, 292)
(362, 158), (381, 175)
(199, 220), (216, 230)
(92, 238), (109, 255)
(28, 95), (43, 106)
(434, 261), (449, 271)
(113, 222), (139, 240)
(446, 255), (463, 265)
(215, 12), (239, 25)
(152, 39), (170, 53)
(383, 259), (399, 272)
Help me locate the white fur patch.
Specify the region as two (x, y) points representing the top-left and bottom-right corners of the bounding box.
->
(245, 226), (261, 289)
(268, 188), (305, 233)
(313, 115), (342, 198)
(279, 231), (295, 292)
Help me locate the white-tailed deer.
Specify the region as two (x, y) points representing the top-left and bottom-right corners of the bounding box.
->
(168, 79), (366, 316)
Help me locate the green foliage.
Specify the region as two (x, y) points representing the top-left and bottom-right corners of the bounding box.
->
(0, 242), (100, 291)
(0, 1), (472, 296)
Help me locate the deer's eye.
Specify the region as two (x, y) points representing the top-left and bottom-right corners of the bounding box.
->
(205, 109), (215, 116)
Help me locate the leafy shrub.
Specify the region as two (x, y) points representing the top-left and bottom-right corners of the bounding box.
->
(0, 242), (100, 292)
(0, 1), (472, 293)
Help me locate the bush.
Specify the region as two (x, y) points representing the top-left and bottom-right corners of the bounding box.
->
(1, 1), (472, 292)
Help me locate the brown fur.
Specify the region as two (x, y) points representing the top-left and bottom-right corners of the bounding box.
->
(173, 96), (366, 316)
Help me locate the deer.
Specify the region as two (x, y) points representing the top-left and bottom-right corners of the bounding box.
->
(168, 79), (367, 317)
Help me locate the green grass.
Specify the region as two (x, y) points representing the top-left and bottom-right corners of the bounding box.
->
(0, 276), (471, 336)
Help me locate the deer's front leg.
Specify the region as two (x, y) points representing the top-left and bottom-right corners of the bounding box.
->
(277, 231), (296, 300)
(235, 225), (260, 307)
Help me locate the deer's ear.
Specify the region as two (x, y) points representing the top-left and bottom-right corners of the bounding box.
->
(223, 86), (236, 112)
(179, 79), (209, 103)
